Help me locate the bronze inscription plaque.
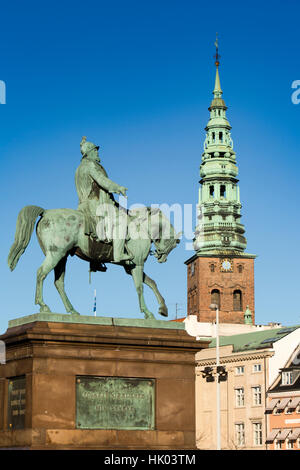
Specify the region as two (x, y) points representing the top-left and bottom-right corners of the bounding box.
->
(7, 376), (26, 429)
(76, 376), (155, 430)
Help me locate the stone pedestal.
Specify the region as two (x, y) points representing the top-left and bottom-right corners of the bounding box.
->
(0, 314), (209, 450)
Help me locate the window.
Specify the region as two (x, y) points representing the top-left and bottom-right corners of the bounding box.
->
(220, 184), (226, 198)
(253, 364), (262, 373)
(212, 132), (215, 143)
(252, 386), (262, 406)
(253, 422), (263, 446)
(209, 185), (215, 197)
(233, 290), (243, 311)
(235, 366), (245, 375)
(287, 440), (294, 449)
(238, 265), (243, 273)
(274, 404), (281, 415)
(285, 401), (293, 414)
(211, 289), (220, 308)
(282, 371), (293, 385)
(210, 264), (215, 273)
(235, 423), (245, 446)
(219, 131), (223, 142)
(275, 439), (282, 450)
(190, 262), (195, 277)
(235, 388), (245, 407)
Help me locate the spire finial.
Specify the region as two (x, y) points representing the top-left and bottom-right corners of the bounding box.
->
(213, 33), (222, 97)
(214, 32), (220, 67)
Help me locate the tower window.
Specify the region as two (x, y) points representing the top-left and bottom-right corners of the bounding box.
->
(210, 264), (215, 272)
(219, 132), (223, 142)
(190, 262), (195, 276)
(238, 265), (243, 273)
(209, 185), (214, 197)
(233, 290), (243, 311)
(220, 185), (226, 198)
(211, 289), (220, 308)
(212, 132), (215, 143)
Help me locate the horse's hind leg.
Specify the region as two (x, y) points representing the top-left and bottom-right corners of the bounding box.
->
(54, 256), (80, 316)
(143, 272), (168, 318)
(35, 251), (64, 313)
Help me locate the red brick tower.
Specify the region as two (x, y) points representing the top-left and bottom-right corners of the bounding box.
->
(185, 44), (256, 324)
(185, 254), (255, 324)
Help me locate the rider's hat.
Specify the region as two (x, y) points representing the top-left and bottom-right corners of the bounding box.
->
(80, 136), (99, 157)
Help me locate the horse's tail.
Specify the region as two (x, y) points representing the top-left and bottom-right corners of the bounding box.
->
(8, 205), (44, 271)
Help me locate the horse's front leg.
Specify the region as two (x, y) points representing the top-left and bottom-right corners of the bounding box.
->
(54, 256), (80, 315)
(131, 265), (155, 320)
(143, 272), (168, 317)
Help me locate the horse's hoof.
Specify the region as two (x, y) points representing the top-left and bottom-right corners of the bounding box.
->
(158, 306), (168, 317)
(39, 305), (51, 313)
(70, 310), (80, 316)
(144, 311), (155, 320)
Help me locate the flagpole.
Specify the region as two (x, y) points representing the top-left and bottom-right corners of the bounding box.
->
(93, 289), (97, 317)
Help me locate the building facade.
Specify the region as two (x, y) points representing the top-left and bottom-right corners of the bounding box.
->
(195, 326), (300, 450)
(185, 48), (256, 324)
(266, 344), (300, 450)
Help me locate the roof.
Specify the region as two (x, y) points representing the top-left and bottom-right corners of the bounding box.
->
(267, 428), (300, 442)
(266, 397), (300, 414)
(289, 428), (300, 440)
(277, 428), (292, 441)
(265, 398), (280, 412)
(270, 367), (300, 393)
(266, 428), (280, 442)
(208, 326), (299, 353)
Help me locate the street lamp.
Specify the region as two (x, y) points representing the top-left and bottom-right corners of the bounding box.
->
(210, 302), (221, 450)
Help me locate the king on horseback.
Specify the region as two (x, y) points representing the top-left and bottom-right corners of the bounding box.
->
(8, 136), (181, 319)
(75, 137), (133, 263)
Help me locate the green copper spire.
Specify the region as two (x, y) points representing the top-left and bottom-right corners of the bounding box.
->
(244, 306), (253, 325)
(194, 39), (247, 254)
(213, 66), (222, 97)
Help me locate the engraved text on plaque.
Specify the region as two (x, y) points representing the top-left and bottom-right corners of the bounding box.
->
(76, 376), (155, 430)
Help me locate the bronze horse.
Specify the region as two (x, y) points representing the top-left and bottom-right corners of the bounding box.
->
(8, 205), (181, 319)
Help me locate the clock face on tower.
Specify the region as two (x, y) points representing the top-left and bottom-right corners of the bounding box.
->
(220, 259), (232, 272)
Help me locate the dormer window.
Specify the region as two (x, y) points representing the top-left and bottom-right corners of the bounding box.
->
(282, 371), (293, 385)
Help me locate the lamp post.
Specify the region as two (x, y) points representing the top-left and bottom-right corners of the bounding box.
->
(210, 302), (221, 450)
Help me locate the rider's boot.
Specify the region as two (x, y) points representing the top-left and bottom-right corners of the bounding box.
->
(113, 239), (134, 263)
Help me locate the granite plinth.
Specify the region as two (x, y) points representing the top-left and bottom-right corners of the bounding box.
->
(0, 314), (210, 449)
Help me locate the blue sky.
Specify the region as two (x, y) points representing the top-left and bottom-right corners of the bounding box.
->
(0, 0), (300, 333)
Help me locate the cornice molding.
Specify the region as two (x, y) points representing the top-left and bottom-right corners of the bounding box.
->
(196, 350), (274, 367)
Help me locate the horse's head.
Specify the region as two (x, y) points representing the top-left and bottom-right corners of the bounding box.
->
(153, 232), (182, 263)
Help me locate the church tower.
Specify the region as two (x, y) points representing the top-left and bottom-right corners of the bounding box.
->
(185, 41), (256, 324)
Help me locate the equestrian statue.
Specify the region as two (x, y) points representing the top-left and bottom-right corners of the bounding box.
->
(8, 137), (181, 320)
